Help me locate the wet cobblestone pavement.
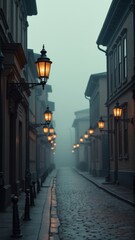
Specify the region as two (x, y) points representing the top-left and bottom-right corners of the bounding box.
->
(56, 167), (135, 240)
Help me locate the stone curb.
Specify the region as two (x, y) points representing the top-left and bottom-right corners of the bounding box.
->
(49, 177), (60, 240)
(74, 169), (135, 207)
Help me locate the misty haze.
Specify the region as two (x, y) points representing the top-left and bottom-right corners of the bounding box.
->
(0, 1), (135, 240)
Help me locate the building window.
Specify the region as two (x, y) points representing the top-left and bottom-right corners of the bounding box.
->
(123, 35), (127, 81)
(109, 53), (113, 95)
(118, 43), (122, 86)
(114, 48), (117, 89)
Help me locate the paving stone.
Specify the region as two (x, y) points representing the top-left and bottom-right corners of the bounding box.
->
(56, 167), (135, 240)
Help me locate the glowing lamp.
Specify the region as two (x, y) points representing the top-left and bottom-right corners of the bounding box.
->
(113, 102), (122, 119)
(35, 45), (52, 86)
(98, 117), (105, 130)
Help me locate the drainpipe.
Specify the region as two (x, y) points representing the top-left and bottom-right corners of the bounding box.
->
(97, 44), (111, 182)
(85, 95), (91, 172)
(85, 95), (91, 126)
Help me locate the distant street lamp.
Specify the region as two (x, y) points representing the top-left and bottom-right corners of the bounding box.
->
(84, 131), (89, 140)
(98, 117), (105, 131)
(44, 106), (52, 124)
(49, 123), (54, 134)
(42, 122), (49, 135)
(79, 136), (84, 143)
(88, 126), (94, 135)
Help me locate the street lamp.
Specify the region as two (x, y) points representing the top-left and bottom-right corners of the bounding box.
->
(8, 45), (52, 91)
(35, 45), (52, 89)
(42, 122), (49, 135)
(98, 117), (105, 131)
(49, 123), (54, 134)
(53, 132), (57, 139)
(113, 101), (122, 184)
(98, 117), (114, 134)
(79, 136), (84, 143)
(84, 131), (89, 140)
(44, 106), (52, 124)
(48, 133), (53, 142)
(88, 126), (94, 135)
(113, 101), (122, 119)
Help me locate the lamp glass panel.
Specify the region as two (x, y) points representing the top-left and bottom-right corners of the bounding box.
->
(36, 61), (51, 79)
(50, 127), (54, 134)
(113, 107), (122, 118)
(84, 133), (88, 139)
(98, 120), (105, 129)
(44, 112), (52, 122)
(43, 126), (49, 134)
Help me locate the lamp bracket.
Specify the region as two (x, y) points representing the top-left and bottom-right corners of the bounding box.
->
(100, 129), (115, 134)
(119, 118), (134, 124)
(91, 135), (101, 140)
(8, 81), (46, 91)
(31, 122), (46, 129)
(81, 142), (91, 145)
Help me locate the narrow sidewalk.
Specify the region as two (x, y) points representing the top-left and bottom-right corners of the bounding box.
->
(75, 169), (135, 207)
(0, 170), (57, 240)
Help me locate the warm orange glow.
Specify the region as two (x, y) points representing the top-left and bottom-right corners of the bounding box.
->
(113, 102), (122, 118)
(35, 45), (52, 80)
(84, 132), (89, 139)
(88, 127), (94, 135)
(80, 136), (84, 143)
(48, 134), (52, 141)
(36, 61), (51, 79)
(44, 106), (52, 123)
(49, 125), (54, 134)
(98, 117), (105, 130)
(43, 124), (49, 134)
(53, 132), (57, 139)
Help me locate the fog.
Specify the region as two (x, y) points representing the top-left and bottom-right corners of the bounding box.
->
(28, 0), (112, 167)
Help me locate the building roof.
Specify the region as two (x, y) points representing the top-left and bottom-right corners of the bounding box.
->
(85, 72), (106, 97)
(72, 109), (89, 128)
(96, 0), (131, 46)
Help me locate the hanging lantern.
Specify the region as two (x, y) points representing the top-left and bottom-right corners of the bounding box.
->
(84, 131), (89, 139)
(49, 124), (54, 134)
(53, 132), (57, 139)
(79, 136), (84, 143)
(47, 133), (52, 142)
(88, 126), (94, 135)
(98, 117), (105, 130)
(44, 106), (52, 123)
(113, 101), (122, 119)
(35, 45), (52, 87)
(42, 123), (49, 135)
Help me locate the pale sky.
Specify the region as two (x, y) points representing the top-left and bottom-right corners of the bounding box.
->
(28, 0), (112, 166)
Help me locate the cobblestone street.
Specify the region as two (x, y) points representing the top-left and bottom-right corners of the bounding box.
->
(56, 167), (135, 240)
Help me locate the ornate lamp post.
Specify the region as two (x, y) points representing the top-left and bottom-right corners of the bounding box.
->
(25, 46), (52, 189)
(113, 101), (122, 184)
